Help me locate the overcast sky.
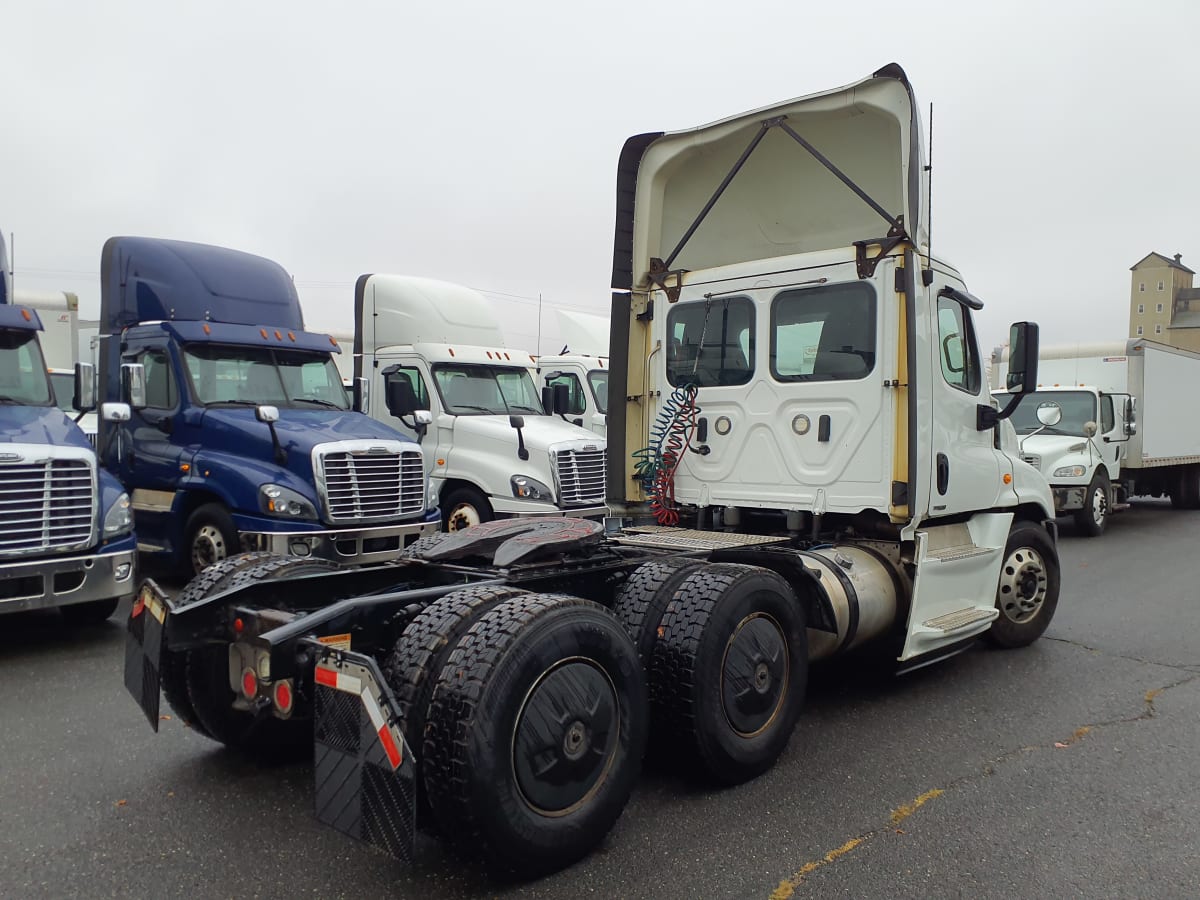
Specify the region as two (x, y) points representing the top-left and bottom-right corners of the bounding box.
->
(4, 0), (1197, 355)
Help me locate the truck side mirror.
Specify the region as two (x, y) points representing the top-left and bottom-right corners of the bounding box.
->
(1124, 397), (1137, 435)
(1005, 321), (1040, 394)
(255, 405), (280, 424)
(509, 414), (529, 461)
(353, 377), (370, 415)
(386, 378), (419, 418)
(414, 409), (433, 426)
(552, 383), (570, 417)
(541, 385), (555, 414)
(978, 321), (1040, 430)
(73, 362), (96, 412)
(121, 363), (147, 410)
(101, 402), (131, 423)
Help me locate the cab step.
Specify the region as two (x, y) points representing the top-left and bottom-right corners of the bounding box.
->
(613, 527), (789, 552)
(919, 607), (997, 634)
(925, 543), (996, 563)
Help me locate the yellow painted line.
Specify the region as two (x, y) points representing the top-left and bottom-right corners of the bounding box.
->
(768, 787), (944, 898)
(890, 787), (944, 825)
(769, 838), (864, 900)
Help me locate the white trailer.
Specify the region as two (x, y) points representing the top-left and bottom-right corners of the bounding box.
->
(16, 291), (98, 441)
(991, 338), (1200, 533)
(354, 275), (608, 529)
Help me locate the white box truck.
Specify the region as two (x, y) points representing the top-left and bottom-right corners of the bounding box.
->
(991, 338), (1200, 534)
(354, 274), (608, 529)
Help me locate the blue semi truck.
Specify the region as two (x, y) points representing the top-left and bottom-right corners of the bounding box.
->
(96, 237), (439, 576)
(0, 230), (137, 623)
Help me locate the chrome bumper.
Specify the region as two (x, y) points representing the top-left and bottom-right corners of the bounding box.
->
(241, 519), (440, 566)
(0, 549), (137, 614)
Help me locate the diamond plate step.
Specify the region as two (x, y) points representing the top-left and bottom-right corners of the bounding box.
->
(925, 543), (996, 563)
(921, 607), (997, 633)
(614, 527), (789, 552)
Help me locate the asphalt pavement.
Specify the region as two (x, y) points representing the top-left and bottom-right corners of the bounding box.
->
(2, 501), (1198, 898)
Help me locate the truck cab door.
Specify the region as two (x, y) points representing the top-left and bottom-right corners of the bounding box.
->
(119, 343), (185, 548)
(927, 284), (1005, 517)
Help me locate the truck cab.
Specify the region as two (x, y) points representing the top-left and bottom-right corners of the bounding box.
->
(97, 238), (439, 575)
(354, 275), (607, 529)
(0, 232), (136, 622)
(538, 353), (609, 437)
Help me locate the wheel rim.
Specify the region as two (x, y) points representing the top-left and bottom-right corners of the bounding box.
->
(1091, 486), (1107, 525)
(997, 547), (1048, 624)
(512, 658), (620, 817)
(446, 502), (481, 531)
(192, 524), (229, 573)
(720, 611), (789, 738)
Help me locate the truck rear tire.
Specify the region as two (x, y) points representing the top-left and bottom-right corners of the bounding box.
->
(612, 557), (706, 667)
(184, 556), (341, 759)
(422, 593), (646, 877)
(985, 522), (1060, 648)
(649, 563), (807, 785)
(440, 486), (494, 532)
(59, 597), (119, 627)
(161, 551), (280, 736)
(185, 503), (240, 576)
(1073, 472), (1110, 537)
(382, 584), (527, 826)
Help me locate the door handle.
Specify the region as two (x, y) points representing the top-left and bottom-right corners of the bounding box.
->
(936, 453), (950, 495)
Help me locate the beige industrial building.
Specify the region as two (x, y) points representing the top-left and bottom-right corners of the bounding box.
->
(1128, 252), (1200, 352)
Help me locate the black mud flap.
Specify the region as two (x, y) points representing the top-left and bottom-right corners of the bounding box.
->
(123, 579), (171, 731)
(312, 647), (417, 864)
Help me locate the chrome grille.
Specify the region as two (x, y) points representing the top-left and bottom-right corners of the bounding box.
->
(0, 458), (94, 555)
(555, 448), (606, 506)
(319, 449), (424, 522)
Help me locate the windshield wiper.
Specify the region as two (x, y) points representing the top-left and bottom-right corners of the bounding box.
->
(0, 396), (27, 405)
(290, 397), (342, 409)
(508, 404), (541, 413)
(204, 399), (261, 407)
(451, 404), (496, 413)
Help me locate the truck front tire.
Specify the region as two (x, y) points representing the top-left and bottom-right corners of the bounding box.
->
(986, 522), (1060, 648)
(422, 593), (646, 877)
(440, 486), (494, 532)
(185, 503), (240, 576)
(650, 563), (807, 785)
(1073, 472), (1110, 537)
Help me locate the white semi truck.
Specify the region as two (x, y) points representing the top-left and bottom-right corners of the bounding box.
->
(353, 274), (608, 529)
(991, 339), (1200, 534)
(125, 64), (1059, 878)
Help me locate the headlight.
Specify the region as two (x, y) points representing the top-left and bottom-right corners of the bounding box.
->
(427, 479), (440, 507)
(259, 484), (318, 519)
(103, 492), (134, 536)
(511, 475), (554, 502)
(1053, 465), (1087, 478)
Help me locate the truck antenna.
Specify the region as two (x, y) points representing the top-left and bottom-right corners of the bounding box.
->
(922, 103), (934, 287)
(536, 292), (543, 358)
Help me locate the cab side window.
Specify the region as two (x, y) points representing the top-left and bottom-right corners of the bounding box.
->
(385, 366), (430, 409)
(544, 372), (586, 415)
(140, 349), (178, 409)
(936, 297), (981, 395)
(1100, 395), (1115, 433)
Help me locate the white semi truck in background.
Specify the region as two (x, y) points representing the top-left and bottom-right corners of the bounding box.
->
(353, 274), (608, 529)
(991, 339), (1200, 535)
(14, 289), (98, 441)
(537, 309), (610, 437)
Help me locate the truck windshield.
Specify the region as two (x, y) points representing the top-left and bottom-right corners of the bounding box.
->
(587, 371), (608, 414)
(0, 329), (53, 406)
(183, 344), (350, 410)
(432, 364), (544, 415)
(1008, 390), (1097, 435)
(49, 371), (75, 411)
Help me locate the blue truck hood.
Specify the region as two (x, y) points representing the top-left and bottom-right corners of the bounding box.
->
(0, 405), (92, 449)
(200, 407), (416, 459)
